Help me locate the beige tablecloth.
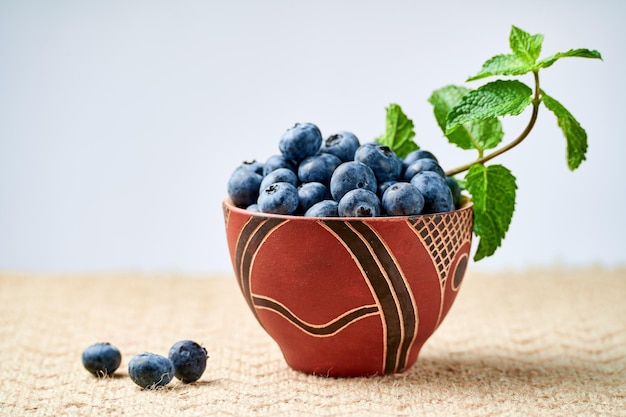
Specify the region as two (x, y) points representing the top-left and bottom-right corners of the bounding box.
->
(1, 268), (624, 416)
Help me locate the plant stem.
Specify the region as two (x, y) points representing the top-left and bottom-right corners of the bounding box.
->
(445, 71), (541, 177)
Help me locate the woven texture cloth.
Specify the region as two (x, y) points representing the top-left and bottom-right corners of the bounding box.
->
(0, 268), (625, 417)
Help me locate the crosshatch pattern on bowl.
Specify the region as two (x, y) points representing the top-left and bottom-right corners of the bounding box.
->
(223, 200), (473, 376)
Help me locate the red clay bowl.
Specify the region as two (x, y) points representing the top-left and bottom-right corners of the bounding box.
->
(223, 199), (473, 377)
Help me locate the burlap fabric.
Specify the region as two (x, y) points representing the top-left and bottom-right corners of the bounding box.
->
(0, 268), (624, 416)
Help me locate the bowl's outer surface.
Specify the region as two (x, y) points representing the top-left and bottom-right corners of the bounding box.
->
(223, 200), (473, 377)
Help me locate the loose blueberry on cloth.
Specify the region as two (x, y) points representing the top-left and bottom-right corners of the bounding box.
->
(128, 352), (175, 389)
(82, 342), (122, 377)
(168, 340), (208, 383)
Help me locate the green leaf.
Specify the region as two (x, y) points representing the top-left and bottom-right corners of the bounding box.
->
(509, 25), (544, 63)
(454, 176), (467, 191)
(536, 48), (603, 69)
(541, 91), (588, 170)
(466, 117), (505, 151)
(467, 25), (544, 81)
(446, 80), (533, 133)
(429, 85), (504, 151)
(465, 164), (517, 261)
(467, 54), (534, 81)
(375, 103), (418, 158)
(430, 85), (470, 132)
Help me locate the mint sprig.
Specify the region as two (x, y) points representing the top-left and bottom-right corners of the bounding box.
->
(376, 25), (602, 261)
(375, 104), (419, 159)
(541, 91), (588, 170)
(466, 54), (533, 81)
(465, 164), (517, 261)
(537, 49), (603, 70)
(509, 25), (544, 63)
(468, 25), (600, 81)
(446, 80), (533, 132)
(429, 85), (503, 154)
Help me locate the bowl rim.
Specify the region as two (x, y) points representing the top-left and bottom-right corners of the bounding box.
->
(223, 197), (473, 222)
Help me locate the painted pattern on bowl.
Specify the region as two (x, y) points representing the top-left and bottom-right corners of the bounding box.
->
(223, 200), (473, 377)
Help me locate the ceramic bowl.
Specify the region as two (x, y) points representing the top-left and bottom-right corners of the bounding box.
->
(223, 199), (473, 377)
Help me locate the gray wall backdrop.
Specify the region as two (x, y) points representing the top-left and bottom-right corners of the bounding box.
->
(1, 0), (624, 273)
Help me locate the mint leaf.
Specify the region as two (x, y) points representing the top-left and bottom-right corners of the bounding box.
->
(429, 85), (504, 151)
(541, 91), (588, 170)
(430, 85), (470, 130)
(375, 103), (418, 158)
(467, 54), (534, 81)
(454, 176), (467, 191)
(466, 117), (505, 151)
(509, 25), (544, 63)
(465, 164), (517, 261)
(446, 80), (533, 133)
(536, 48), (602, 69)
(466, 25), (543, 81)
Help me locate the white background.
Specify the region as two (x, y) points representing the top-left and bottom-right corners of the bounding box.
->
(1, 0), (624, 274)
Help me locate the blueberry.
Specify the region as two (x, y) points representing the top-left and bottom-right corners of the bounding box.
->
(329, 161), (377, 202)
(304, 200), (339, 217)
(82, 342), (122, 377)
(128, 352), (175, 389)
(259, 167), (299, 192)
(445, 176), (462, 209)
(403, 149), (439, 171)
(382, 182), (425, 216)
(227, 166), (263, 208)
(279, 123), (322, 163)
(319, 131), (360, 162)
(246, 203), (260, 212)
(377, 181), (397, 199)
(403, 158), (446, 181)
(354, 143), (402, 183)
(298, 153), (342, 186)
(263, 154), (297, 176)
(258, 182), (299, 215)
(239, 160), (264, 175)
(410, 171), (454, 214)
(168, 340), (208, 383)
(297, 182), (331, 213)
(338, 189), (382, 217)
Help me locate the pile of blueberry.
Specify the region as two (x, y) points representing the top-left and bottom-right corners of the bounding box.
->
(82, 340), (208, 389)
(227, 123), (461, 217)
